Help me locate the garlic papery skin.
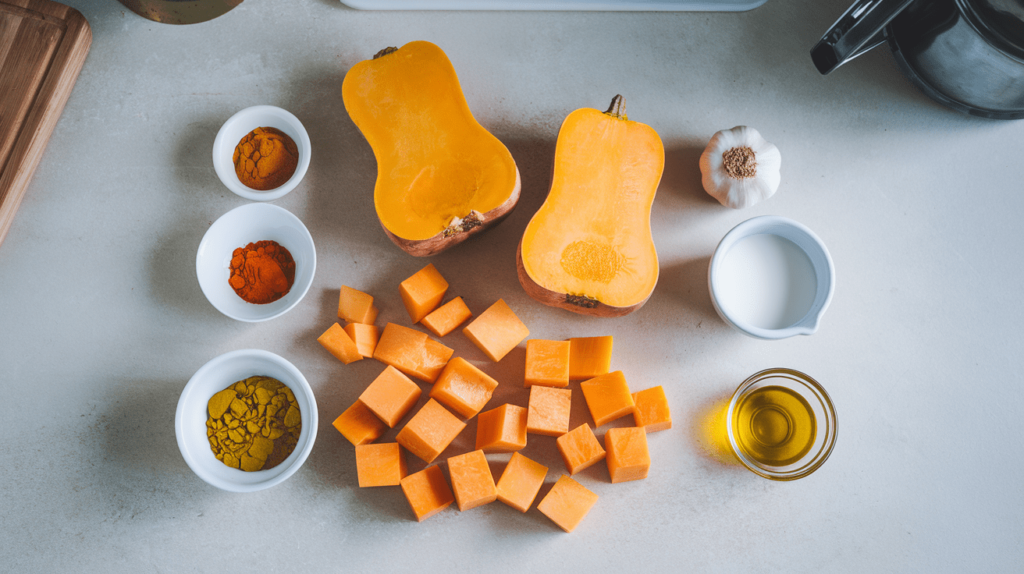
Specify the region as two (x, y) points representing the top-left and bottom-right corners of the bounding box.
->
(699, 126), (781, 209)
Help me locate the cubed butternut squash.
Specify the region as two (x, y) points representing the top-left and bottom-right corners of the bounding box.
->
(421, 297), (473, 338)
(344, 322), (380, 358)
(332, 400), (387, 446)
(537, 475), (599, 533)
(580, 370), (635, 427)
(524, 339), (570, 388)
(355, 443), (408, 487)
(526, 386), (571, 437)
(632, 386), (672, 432)
(359, 366), (422, 427)
(373, 323), (454, 383)
(400, 263), (449, 323)
(604, 426), (650, 483)
(396, 399), (466, 463)
(556, 424), (606, 475)
(400, 465), (454, 522)
(475, 403), (528, 452)
(495, 452), (547, 513)
(462, 299), (529, 362)
(338, 285), (379, 325)
(568, 336), (613, 379)
(447, 449), (497, 511)
(317, 323), (363, 365)
(429, 357), (499, 419)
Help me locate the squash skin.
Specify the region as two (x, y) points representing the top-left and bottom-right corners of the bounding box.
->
(382, 169), (520, 257)
(517, 97), (663, 317)
(342, 41), (520, 257)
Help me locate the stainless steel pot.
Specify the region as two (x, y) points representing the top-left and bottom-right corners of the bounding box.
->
(812, 0), (1024, 119)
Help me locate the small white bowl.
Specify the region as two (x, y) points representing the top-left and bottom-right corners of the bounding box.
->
(213, 105), (311, 201)
(708, 215), (835, 339)
(196, 203), (316, 322)
(175, 349), (318, 493)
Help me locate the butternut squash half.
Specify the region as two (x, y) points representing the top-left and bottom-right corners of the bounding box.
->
(517, 96), (663, 317)
(342, 41), (521, 257)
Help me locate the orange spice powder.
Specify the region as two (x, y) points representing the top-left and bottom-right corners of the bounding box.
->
(228, 240), (296, 304)
(233, 127), (299, 191)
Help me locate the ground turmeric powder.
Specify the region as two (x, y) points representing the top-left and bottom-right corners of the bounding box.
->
(228, 240), (295, 305)
(206, 376), (302, 472)
(233, 126), (299, 190)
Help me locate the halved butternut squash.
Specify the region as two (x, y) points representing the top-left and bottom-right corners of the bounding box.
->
(342, 41), (521, 256)
(517, 95), (663, 316)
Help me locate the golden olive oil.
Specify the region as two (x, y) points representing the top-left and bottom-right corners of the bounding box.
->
(732, 385), (816, 467)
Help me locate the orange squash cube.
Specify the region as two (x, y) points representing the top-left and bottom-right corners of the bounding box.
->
(355, 443), (408, 487)
(429, 357), (499, 418)
(317, 323), (362, 365)
(332, 400), (387, 446)
(447, 450), (497, 511)
(462, 299), (529, 362)
(495, 452), (548, 512)
(359, 366), (422, 427)
(396, 399), (466, 463)
(537, 475), (599, 533)
(400, 263), (449, 323)
(373, 323), (454, 383)
(338, 285), (379, 325)
(604, 426), (650, 483)
(421, 296), (473, 338)
(344, 322), (380, 358)
(475, 403), (528, 452)
(400, 465), (454, 522)
(568, 336), (613, 379)
(524, 339), (570, 388)
(580, 370), (635, 427)
(422, 339), (454, 375)
(556, 424), (606, 475)
(526, 386), (571, 437)
(632, 386), (672, 432)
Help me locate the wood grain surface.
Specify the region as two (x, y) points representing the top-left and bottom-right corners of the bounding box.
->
(0, 0), (90, 250)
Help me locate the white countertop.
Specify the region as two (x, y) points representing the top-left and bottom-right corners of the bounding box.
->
(2, 0), (1022, 571)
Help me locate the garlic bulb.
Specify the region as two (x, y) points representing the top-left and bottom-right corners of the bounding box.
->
(699, 126), (781, 209)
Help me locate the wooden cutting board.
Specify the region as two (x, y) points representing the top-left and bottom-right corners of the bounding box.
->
(0, 0), (90, 250)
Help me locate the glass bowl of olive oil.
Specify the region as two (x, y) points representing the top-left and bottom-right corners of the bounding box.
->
(726, 368), (837, 480)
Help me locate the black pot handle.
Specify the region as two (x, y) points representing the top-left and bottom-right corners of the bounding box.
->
(811, 0), (916, 74)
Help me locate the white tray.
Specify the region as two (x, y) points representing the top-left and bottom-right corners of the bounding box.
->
(341, 0), (768, 11)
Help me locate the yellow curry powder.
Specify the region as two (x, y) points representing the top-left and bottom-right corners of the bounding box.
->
(206, 376), (301, 472)
(232, 127), (299, 191)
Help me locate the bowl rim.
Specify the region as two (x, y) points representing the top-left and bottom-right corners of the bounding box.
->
(708, 215), (835, 339)
(195, 202), (316, 323)
(212, 104), (312, 202)
(174, 349), (318, 492)
(725, 367), (838, 481)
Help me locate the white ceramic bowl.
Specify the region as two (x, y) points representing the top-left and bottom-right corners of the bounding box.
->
(196, 203), (315, 322)
(708, 215), (835, 339)
(175, 349), (318, 493)
(213, 105), (311, 201)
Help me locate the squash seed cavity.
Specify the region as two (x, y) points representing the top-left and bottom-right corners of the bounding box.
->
(407, 164), (482, 228)
(560, 240), (624, 284)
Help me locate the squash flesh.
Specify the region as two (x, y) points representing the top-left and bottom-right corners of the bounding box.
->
(520, 107), (663, 309)
(333, 400), (387, 446)
(342, 41), (518, 241)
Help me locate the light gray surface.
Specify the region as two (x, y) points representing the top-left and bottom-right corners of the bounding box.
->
(2, 0), (1022, 571)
